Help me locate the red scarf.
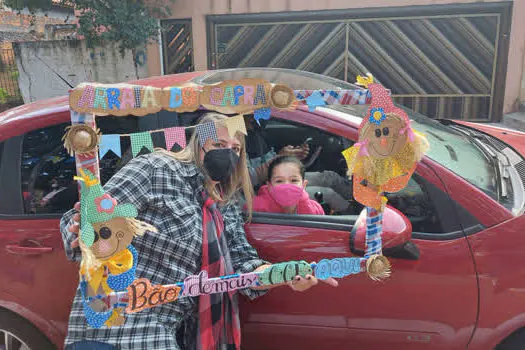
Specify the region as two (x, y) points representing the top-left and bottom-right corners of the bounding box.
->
(198, 194), (241, 350)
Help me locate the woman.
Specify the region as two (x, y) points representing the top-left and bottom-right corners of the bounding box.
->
(60, 113), (336, 350)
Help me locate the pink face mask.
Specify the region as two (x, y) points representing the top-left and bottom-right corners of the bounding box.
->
(269, 183), (304, 208)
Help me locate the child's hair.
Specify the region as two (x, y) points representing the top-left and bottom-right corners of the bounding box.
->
(268, 156), (306, 181)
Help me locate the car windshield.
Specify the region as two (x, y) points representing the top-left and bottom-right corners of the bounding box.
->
(327, 104), (499, 200)
(193, 68), (359, 90)
(196, 69), (499, 200)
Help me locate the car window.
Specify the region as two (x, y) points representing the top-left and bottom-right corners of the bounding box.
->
(0, 141), (3, 174)
(247, 116), (455, 234)
(21, 123), (77, 214)
(20, 113), (179, 215)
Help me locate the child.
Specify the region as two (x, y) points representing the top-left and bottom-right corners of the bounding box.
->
(253, 156), (325, 215)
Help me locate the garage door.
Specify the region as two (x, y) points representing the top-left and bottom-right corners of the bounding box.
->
(206, 2), (512, 122)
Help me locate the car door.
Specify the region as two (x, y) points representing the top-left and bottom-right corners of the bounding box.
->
(0, 111), (180, 347)
(240, 117), (478, 350)
(0, 124), (80, 346)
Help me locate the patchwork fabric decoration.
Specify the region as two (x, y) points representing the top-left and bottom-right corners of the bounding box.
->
(196, 122), (219, 146)
(75, 169), (157, 328)
(164, 127), (186, 151)
(342, 74), (429, 280)
(294, 89), (374, 108)
(130, 132), (154, 157)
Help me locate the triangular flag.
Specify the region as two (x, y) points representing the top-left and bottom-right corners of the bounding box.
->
(254, 108), (271, 125)
(224, 115), (247, 138)
(164, 127), (186, 151)
(99, 134), (122, 159)
(196, 122), (218, 147)
(130, 132), (154, 157)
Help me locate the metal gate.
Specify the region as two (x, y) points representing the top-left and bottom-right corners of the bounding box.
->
(0, 47), (23, 112)
(161, 19), (194, 75)
(207, 3), (512, 121)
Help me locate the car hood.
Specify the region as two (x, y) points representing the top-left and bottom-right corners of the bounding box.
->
(454, 120), (525, 156)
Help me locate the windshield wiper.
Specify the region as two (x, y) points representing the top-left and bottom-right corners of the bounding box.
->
(449, 125), (504, 200)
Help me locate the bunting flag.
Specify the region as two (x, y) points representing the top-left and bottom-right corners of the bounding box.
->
(196, 122), (219, 147)
(130, 132), (154, 157)
(305, 91), (326, 112)
(99, 134), (122, 159)
(294, 89), (377, 108)
(254, 108), (271, 125)
(223, 114), (247, 138)
(164, 127), (187, 151)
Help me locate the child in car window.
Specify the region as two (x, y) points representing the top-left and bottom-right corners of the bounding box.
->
(253, 156), (325, 215)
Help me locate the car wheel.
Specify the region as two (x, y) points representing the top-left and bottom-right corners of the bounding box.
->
(496, 328), (525, 350)
(0, 309), (56, 350)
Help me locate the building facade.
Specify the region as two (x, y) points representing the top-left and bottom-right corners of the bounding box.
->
(145, 0), (525, 122)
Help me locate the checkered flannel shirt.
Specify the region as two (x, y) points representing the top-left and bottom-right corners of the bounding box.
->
(60, 151), (268, 349)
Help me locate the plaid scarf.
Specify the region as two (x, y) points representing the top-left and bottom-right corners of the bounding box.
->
(198, 193), (241, 350)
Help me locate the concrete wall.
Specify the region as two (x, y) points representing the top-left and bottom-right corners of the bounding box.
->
(146, 0), (525, 116)
(521, 52), (525, 109)
(13, 40), (148, 103)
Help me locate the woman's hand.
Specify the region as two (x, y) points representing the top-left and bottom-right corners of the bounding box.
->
(287, 274), (339, 292)
(68, 202), (81, 248)
(278, 144), (310, 160)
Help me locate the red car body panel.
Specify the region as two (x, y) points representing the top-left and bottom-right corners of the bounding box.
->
(0, 72), (524, 350)
(466, 214), (525, 350)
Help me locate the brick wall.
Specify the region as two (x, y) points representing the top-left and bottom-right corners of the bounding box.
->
(0, 7), (76, 34)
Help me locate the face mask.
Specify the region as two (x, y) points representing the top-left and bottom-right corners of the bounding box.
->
(203, 148), (240, 182)
(269, 183), (304, 208)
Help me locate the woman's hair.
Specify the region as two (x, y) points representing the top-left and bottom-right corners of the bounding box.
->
(171, 112), (254, 215)
(268, 156), (306, 181)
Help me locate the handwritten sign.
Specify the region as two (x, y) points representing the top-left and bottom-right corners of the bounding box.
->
(314, 258), (364, 280)
(69, 79), (296, 116)
(181, 271), (259, 297)
(126, 278), (181, 314)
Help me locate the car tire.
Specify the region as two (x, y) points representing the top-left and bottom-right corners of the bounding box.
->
(0, 308), (56, 350)
(496, 328), (525, 350)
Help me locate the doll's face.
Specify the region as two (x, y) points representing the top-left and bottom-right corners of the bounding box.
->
(91, 217), (134, 260)
(361, 115), (407, 159)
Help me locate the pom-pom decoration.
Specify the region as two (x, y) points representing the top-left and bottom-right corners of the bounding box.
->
(62, 124), (101, 156)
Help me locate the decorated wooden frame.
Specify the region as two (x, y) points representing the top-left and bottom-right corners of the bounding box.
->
(66, 75), (423, 328)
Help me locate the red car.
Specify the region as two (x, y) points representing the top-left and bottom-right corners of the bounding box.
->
(1, 68), (525, 350)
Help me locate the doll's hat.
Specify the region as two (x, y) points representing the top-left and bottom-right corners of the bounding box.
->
(356, 74), (410, 130)
(75, 169), (138, 247)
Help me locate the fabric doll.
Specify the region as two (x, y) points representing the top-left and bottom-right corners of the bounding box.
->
(75, 169), (157, 328)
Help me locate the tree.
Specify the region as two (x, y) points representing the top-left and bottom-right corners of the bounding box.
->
(4, 0), (172, 78)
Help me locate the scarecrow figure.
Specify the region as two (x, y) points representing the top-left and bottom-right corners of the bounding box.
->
(343, 74), (428, 280)
(75, 169), (157, 328)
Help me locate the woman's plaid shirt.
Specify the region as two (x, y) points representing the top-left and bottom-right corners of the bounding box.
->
(60, 152), (268, 349)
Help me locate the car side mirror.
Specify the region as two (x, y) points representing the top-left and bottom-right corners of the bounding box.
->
(350, 206), (420, 260)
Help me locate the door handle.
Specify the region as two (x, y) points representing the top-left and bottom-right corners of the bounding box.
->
(6, 244), (53, 255)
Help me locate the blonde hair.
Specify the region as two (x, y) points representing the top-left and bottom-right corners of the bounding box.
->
(170, 112), (254, 218)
